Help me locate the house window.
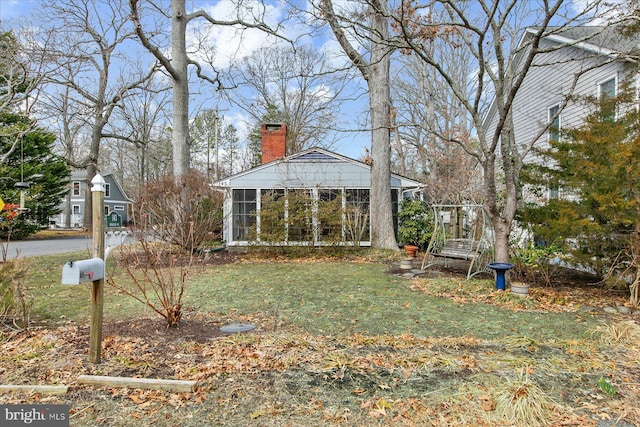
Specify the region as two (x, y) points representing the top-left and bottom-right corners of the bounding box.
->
(345, 189), (370, 242)
(548, 105), (561, 142)
(104, 206), (109, 216)
(72, 205), (81, 215)
(232, 189), (257, 241)
(318, 190), (342, 241)
(598, 76), (617, 120)
(259, 189), (286, 241)
(105, 183), (111, 198)
(286, 189), (313, 242)
(114, 206), (124, 210)
(72, 181), (81, 196)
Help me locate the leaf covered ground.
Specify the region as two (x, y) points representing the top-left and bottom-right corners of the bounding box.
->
(1, 251), (639, 426)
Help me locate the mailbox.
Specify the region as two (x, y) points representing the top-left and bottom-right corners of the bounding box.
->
(61, 258), (105, 285)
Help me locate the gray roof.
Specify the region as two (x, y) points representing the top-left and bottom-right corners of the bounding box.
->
(526, 25), (640, 56)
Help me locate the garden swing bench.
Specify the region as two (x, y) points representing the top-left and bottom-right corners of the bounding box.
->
(421, 204), (493, 279)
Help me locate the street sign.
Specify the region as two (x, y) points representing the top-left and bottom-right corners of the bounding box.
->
(105, 211), (122, 227)
(0, 196), (4, 212)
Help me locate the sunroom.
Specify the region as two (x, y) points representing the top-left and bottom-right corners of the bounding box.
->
(213, 139), (423, 247)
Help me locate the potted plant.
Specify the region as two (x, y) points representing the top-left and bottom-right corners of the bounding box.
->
(397, 199), (432, 257)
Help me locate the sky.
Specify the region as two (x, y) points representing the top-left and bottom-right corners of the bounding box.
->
(0, 0), (372, 161)
(0, 0), (623, 164)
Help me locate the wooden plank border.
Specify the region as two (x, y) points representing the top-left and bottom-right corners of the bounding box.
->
(77, 375), (197, 393)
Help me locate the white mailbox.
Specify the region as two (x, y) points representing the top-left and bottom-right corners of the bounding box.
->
(61, 258), (105, 285)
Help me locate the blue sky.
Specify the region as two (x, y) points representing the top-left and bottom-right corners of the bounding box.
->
(1, 0), (621, 163)
(0, 0), (372, 161)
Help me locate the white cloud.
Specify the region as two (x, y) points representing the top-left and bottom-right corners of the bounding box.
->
(186, 0), (294, 70)
(568, 0), (627, 25)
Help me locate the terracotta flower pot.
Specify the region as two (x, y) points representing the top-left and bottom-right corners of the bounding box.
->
(404, 244), (419, 258)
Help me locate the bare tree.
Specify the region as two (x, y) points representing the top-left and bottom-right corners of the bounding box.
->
(228, 45), (348, 154)
(103, 76), (173, 192)
(388, 0), (621, 262)
(319, 0), (398, 250)
(392, 42), (482, 204)
(29, 0), (157, 228)
(0, 28), (51, 164)
(130, 0), (288, 177)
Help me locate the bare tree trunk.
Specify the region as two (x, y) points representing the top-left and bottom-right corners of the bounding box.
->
(171, 0), (190, 176)
(369, 5), (396, 249)
(320, 0), (398, 250)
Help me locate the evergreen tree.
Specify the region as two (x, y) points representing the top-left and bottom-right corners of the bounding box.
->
(0, 111), (70, 239)
(522, 89), (640, 282)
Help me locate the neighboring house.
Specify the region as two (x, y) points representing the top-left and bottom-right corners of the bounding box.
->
(213, 124), (424, 247)
(51, 171), (134, 228)
(483, 25), (639, 202)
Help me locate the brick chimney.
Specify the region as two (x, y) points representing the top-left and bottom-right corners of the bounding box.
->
(261, 123), (287, 164)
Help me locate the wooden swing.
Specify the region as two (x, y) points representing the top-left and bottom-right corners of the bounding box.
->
(421, 204), (493, 279)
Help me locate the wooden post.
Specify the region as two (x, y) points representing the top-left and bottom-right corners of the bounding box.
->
(90, 174), (105, 364)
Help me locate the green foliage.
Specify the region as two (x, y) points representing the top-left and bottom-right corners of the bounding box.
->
(597, 377), (617, 398)
(0, 113), (70, 239)
(249, 190), (344, 247)
(521, 90), (640, 278)
(397, 199), (432, 249)
(511, 242), (562, 286)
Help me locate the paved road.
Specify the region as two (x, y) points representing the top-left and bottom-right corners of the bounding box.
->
(2, 237), (94, 260)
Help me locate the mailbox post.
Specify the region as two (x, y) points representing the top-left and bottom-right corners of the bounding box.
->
(90, 174), (106, 363)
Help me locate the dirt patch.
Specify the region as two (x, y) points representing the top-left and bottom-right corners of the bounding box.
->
(102, 317), (226, 344)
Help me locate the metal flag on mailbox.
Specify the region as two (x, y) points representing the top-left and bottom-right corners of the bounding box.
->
(61, 258), (105, 285)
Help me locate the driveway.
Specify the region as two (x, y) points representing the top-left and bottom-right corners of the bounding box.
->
(1, 237), (94, 260)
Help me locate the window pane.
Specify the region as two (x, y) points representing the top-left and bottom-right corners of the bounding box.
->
(345, 189), (370, 242)
(599, 78), (616, 121)
(287, 189), (313, 242)
(259, 189), (286, 241)
(548, 105), (560, 142)
(232, 189), (257, 241)
(318, 190), (342, 241)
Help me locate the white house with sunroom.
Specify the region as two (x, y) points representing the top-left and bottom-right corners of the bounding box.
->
(213, 124), (424, 247)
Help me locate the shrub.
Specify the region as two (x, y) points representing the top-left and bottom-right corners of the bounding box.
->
(109, 237), (196, 328)
(397, 199), (432, 249)
(134, 171), (223, 253)
(0, 258), (31, 329)
(511, 242), (562, 286)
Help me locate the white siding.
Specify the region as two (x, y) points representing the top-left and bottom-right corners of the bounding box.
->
(484, 34), (636, 165)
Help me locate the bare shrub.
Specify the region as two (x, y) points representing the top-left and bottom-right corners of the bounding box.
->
(0, 258), (31, 330)
(109, 235), (196, 327)
(134, 171), (223, 253)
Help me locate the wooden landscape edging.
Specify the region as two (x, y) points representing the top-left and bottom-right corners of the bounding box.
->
(0, 385), (68, 395)
(77, 375), (197, 393)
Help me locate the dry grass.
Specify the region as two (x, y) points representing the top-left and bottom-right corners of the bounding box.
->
(493, 369), (556, 426)
(2, 254), (638, 426)
(591, 320), (640, 346)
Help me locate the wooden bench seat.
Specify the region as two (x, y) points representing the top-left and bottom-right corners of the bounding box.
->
(430, 238), (480, 260)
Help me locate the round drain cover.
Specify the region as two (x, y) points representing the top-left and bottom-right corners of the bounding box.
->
(220, 323), (256, 333)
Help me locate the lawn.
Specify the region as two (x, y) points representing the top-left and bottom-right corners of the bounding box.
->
(1, 250), (639, 426)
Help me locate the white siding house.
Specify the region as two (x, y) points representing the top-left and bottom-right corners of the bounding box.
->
(213, 147), (424, 247)
(483, 26), (639, 202)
